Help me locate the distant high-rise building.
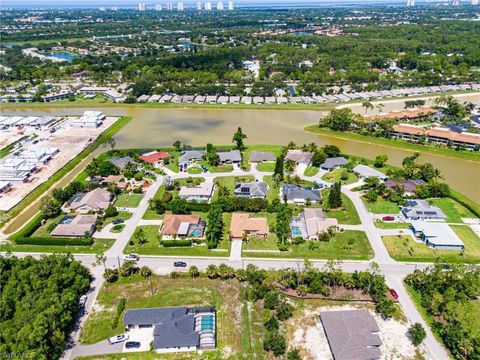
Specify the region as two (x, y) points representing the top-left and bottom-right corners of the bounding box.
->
(177, 1), (184, 10)
(228, 0), (234, 10)
(217, 0), (224, 10)
(197, 1), (202, 10)
(138, 2), (146, 11)
(406, 0), (415, 6)
(155, 4), (162, 10)
(473, 0), (479, 5)
(111, 6), (118, 10)
(205, 1), (212, 10)
(451, 0), (460, 5)
(99, 6), (106, 11)
(166, 2), (173, 10)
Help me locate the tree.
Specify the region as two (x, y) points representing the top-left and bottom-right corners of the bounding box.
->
(273, 156), (284, 180)
(311, 149), (327, 167)
(188, 265), (200, 278)
(287, 349), (302, 360)
(264, 291), (280, 310)
(40, 196), (61, 219)
(169, 198), (190, 214)
(374, 155), (388, 168)
(103, 268), (119, 283)
(362, 101), (374, 114)
(264, 316), (279, 331)
(173, 140), (182, 151)
(94, 253), (107, 270)
(119, 260), (136, 277)
(205, 205), (224, 249)
(276, 300), (294, 321)
(328, 182), (342, 209)
(408, 323), (427, 346)
(320, 108), (355, 131)
(232, 127), (247, 151)
(104, 205), (118, 218)
(263, 331), (287, 357)
(140, 266), (152, 278)
(134, 228), (146, 245)
(322, 145), (341, 158)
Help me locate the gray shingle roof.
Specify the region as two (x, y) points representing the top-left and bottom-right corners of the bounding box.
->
(401, 199), (446, 219)
(179, 150), (206, 164)
(283, 184), (321, 202)
(320, 310), (382, 360)
(218, 150), (241, 163)
(320, 157), (348, 170)
(249, 150), (276, 162)
(109, 156), (138, 170)
(234, 182), (267, 197)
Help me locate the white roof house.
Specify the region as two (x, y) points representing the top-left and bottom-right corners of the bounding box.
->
(411, 221), (464, 250)
(178, 182), (214, 203)
(70, 111), (105, 128)
(352, 164), (388, 181)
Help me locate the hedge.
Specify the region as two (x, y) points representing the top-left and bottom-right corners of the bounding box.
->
(161, 240), (192, 247)
(165, 202), (211, 212)
(111, 298), (126, 330)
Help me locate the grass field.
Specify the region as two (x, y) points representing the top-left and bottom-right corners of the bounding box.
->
(2, 238), (115, 254)
(243, 230), (373, 260)
(257, 162), (275, 172)
(263, 176), (280, 203)
(321, 168), (358, 185)
(304, 166), (319, 177)
(374, 220), (411, 229)
(322, 190), (361, 225)
(115, 194), (144, 208)
(428, 198), (476, 223)
(79, 275), (252, 359)
(382, 225), (480, 263)
(212, 175), (255, 201)
(142, 186), (166, 220)
(361, 196), (400, 214)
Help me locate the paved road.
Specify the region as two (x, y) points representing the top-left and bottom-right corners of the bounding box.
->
(1, 165), (451, 360)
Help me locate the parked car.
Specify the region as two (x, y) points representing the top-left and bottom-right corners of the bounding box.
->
(124, 253), (139, 261)
(112, 219), (124, 225)
(201, 165), (208, 172)
(78, 295), (87, 307)
(108, 334), (129, 344)
(382, 216), (395, 222)
(125, 341), (141, 349)
(174, 261), (187, 268)
(389, 288), (399, 299)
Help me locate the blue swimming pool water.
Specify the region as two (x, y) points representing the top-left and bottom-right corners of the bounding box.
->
(46, 52), (78, 61)
(191, 228), (202, 237)
(201, 316), (214, 331)
(291, 226), (302, 237)
(60, 215), (75, 224)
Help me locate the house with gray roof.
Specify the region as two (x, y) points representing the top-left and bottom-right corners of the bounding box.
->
(234, 181), (267, 198)
(249, 150), (276, 163)
(281, 184), (321, 205)
(320, 310), (382, 360)
(320, 157), (348, 171)
(178, 150), (206, 168)
(109, 156), (139, 171)
(285, 150), (313, 165)
(410, 221), (464, 250)
(218, 150), (241, 164)
(401, 199), (446, 220)
(352, 164), (388, 181)
(123, 306), (216, 353)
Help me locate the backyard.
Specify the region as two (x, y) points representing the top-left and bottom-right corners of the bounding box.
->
(212, 175), (256, 201)
(322, 190), (361, 225)
(428, 198), (476, 223)
(321, 168), (358, 185)
(382, 225), (480, 263)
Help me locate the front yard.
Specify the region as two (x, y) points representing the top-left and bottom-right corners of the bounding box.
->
(382, 225), (480, 263)
(2, 238), (115, 254)
(361, 196), (400, 214)
(322, 189), (361, 225)
(243, 230), (373, 260)
(115, 194), (144, 208)
(321, 168), (358, 185)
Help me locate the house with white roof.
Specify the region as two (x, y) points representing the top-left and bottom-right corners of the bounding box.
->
(0, 158), (36, 182)
(178, 182), (214, 203)
(352, 164), (387, 181)
(410, 221), (464, 250)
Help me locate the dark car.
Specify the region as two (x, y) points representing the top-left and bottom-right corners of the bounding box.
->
(125, 341), (141, 349)
(112, 219), (124, 225)
(389, 288), (399, 299)
(201, 165), (208, 172)
(174, 261), (187, 268)
(382, 216), (395, 222)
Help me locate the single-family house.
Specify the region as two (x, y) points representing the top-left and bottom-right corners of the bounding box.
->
(109, 156), (139, 171)
(352, 164), (388, 181)
(123, 307), (216, 353)
(178, 182), (214, 203)
(65, 188), (113, 213)
(401, 199), (446, 220)
(320, 310), (382, 360)
(178, 150), (206, 170)
(410, 221), (464, 250)
(50, 214), (97, 238)
(285, 150), (313, 165)
(229, 213), (269, 240)
(281, 184), (321, 205)
(160, 214), (206, 239)
(384, 179), (424, 196)
(320, 157), (348, 171)
(290, 208), (338, 240)
(234, 181), (267, 198)
(218, 150), (241, 164)
(139, 151), (171, 164)
(249, 150), (276, 163)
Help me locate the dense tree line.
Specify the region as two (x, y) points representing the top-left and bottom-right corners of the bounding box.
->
(0, 255), (91, 360)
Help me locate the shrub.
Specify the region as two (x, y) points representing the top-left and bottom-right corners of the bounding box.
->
(161, 240), (192, 247)
(15, 236), (94, 246)
(408, 323), (427, 346)
(111, 298), (126, 329)
(161, 192), (173, 203)
(263, 330), (287, 356)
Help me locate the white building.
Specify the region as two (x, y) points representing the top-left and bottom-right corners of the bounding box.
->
(0, 158), (36, 182)
(227, 0), (234, 10)
(177, 1), (184, 10)
(70, 111), (106, 129)
(138, 2), (146, 11)
(205, 1), (212, 10)
(179, 182), (214, 203)
(216, 0), (224, 10)
(155, 4), (162, 10)
(197, 1), (202, 10)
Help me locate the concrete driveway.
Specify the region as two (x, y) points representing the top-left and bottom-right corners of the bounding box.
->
(123, 328), (154, 353)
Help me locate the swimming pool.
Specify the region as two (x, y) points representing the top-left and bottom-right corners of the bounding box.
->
(201, 315), (214, 331)
(291, 226), (302, 237)
(191, 228), (203, 237)
(60, 215), (75, 224)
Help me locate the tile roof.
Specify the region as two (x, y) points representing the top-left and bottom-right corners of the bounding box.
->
(230, 213), (268, 238)
(139, 151), (171, 163)
(69, 188), (112, 210)
(161, 214), (201, 235)
(50, 215), (97, 237)
(393, 124), (480, 145)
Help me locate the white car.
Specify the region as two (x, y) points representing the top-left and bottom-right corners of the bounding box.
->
(78, 295), (87, 307)
(124, 253), (139, 261)
(108, 334), (129, 344)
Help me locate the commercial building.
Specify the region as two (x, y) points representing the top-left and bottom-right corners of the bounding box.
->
(70, 111), (106, 128)
(0, 158), (36, 182)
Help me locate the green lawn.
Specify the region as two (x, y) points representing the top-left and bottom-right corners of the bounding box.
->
(243, 230), (373, 260)
(382, 225), (480, 263)
(142, 186), (166, 220)
(256, 162), (275, 172)
(374, 220), (411, 229)
(126, 219), (230, 257)
(187, 166), (203, 174)
(80, 275), (246, 359)
(428, 198), (476, 223)
(323, 190), (361, 225)
(115, 194), (144, 208)
(101, 211), (132, 228)
(2, 238), (115, 254)
(304, 166), (319, 177)
(242, 212), (278, 250)
(361, 196), (400, 214)
(321, 168), (358, 185)
(110, 224), (125, 233)
(212, 175), (255, 201)
(263, 176), (280, 203)
(31, 214), (64, 237)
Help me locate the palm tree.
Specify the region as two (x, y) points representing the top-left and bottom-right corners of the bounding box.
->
(376, 103), (385, 113)
(206, 264), (218, 279)
(188, 265), (200, 278)
(362, 101), (374, 114)
(94, 253), (107, 270)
